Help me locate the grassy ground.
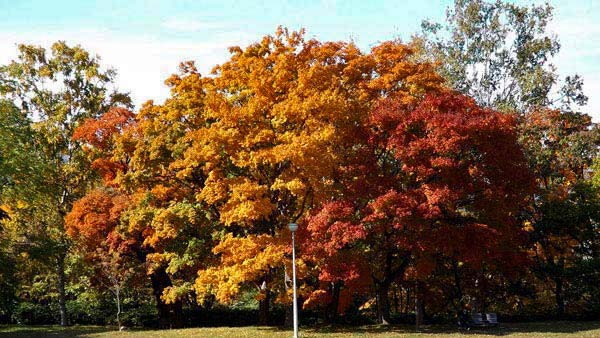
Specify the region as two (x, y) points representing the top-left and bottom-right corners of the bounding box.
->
(1, 322), (600, 338)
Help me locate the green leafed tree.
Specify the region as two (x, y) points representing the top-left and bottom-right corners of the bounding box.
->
(0, 41), (132, 326)
(0, 99), (39, 320)
(419, 0), (587, 113)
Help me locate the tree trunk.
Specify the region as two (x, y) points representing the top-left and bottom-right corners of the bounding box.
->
(325, 281), (341, 323)
(57, 254), (68, 326)
(555, 277), (565, 318)
(258, 287), (271, 325)
(116, 286), (122, 329)
(284, 303), (293, 327)
(415, 283), (423, 330)
(452, 260), (463, 300)
(393, 286), (399, 315)
(405, 286), (411, 314)
(150, 267), (183, 329)
(452, 259), (465, 319)
(376, 282), (391, 325)
(399, 287), (404, 314)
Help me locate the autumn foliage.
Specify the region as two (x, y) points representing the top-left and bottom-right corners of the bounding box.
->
(58, 28), (572, 328)
(302, 91), (534, 322)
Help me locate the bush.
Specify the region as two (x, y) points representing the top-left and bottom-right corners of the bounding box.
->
(67, 299), (111, 325)
(11, 302), (58, 325)
(119, 303), (157, 327)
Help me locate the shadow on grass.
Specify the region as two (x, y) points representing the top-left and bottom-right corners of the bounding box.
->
(2, 321), (600, 337)
(480, 321), (600, 336)
(0, 325), (113, 338)
(256, 321), (600, 336)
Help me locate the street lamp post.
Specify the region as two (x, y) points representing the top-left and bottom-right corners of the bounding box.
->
(288, 222), (299, 338)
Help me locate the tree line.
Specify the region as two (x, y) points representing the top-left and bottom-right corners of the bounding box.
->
(1, 0), (599, 329)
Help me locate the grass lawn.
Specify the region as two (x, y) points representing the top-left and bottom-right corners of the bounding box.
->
(1, 322), (600, 338)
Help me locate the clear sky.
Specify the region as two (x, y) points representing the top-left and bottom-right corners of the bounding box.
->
(0, 0), (598, 119)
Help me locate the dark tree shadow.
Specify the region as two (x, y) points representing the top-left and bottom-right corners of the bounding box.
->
(0, 325), (113, 338)
(257, 321), (600, 336)
(467, 321), (600, 336)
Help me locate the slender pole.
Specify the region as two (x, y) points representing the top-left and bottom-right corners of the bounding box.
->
(292, 231), (298, 338)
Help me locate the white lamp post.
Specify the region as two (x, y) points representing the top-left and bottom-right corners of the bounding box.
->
(288, 222), (299, 338)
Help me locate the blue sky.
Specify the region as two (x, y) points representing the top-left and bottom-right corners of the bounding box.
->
(0, 0), (598, 119)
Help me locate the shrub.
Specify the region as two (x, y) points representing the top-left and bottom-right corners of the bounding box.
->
(11, 302), (58, 325)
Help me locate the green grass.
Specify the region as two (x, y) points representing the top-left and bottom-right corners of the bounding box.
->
(1, 322), (600, 338)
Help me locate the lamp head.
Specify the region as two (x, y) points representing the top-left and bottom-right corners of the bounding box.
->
(288, 223), (298, 232)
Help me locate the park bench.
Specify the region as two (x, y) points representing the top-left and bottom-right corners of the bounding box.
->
(486, 313), (499, 326)
(470, 313), (499, 328)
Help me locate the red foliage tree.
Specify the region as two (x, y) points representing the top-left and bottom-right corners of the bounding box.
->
(65, 189), (138, 328)
(303, 91), (535, 324)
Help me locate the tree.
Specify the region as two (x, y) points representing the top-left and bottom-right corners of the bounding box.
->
(71, 85), (208, 328)
(65, 188), (138, 329)
(0, 42), (131, 325)
(305, 91), (534, 324)
(529, 181), (600, 317)
(419, 0), (600, 319)
(0, 99), (44, 321)
(520, 108), (600, 317)
(168, 28), (443, 325)
(419, 0), (586, 113)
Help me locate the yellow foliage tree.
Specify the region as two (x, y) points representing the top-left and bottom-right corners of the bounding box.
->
(157, 28), (441, 323)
